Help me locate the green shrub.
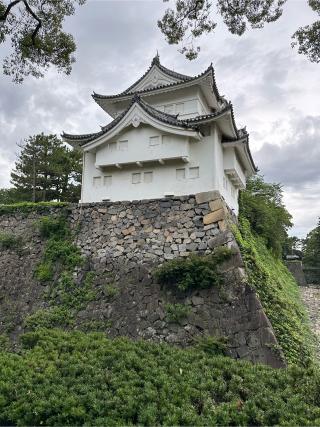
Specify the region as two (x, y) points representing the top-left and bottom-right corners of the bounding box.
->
(165, 303), (191, 323)
(0, 232), (23, 251)
(234, 219), (315, 366)
(0, 202), (68, 216)
(78, 320), (112, 332)
(48, 271), (96, 311)
(194, 335), (228, 356)
(24, 307), (73, 330)
(104, 283), (119, 298)
(0, 335), (10, 351)
(154, 248), (233, 291)
(44, 239), (83, 269)
(36, 215), (68, 239)
(34, 261), (53, 282)
(0, 329), (320, 425)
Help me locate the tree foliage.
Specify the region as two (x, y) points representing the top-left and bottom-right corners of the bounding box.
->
(159, 0), (320, 62)
(239, 174), (292, 257)
(0, 0), (86, 83)
(8, 133), (81, 203)
(302, 217), (320, 268)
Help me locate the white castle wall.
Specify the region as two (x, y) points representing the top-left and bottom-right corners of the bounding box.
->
(81, 123), (240, 213)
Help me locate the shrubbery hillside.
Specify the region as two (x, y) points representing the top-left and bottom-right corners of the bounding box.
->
(234, 219), (315, 366)
(0, 329), (320, 426)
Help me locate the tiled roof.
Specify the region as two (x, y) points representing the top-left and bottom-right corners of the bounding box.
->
(62, 95), (199, 146)
(92, 63), (221, 102)
(119, 54), (193, 96)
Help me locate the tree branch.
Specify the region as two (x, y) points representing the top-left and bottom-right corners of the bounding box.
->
(0, 0), (23, 22)
(23, 0), (42, 44)
(0, 0), (42, 46)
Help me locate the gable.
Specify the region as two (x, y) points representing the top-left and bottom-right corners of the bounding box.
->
(127, 65), (183, 94)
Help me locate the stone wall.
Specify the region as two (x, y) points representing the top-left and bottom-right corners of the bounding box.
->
(285, 260), (307, 286)
(303, 267), (320, 285)
(0, 192), (285, 368)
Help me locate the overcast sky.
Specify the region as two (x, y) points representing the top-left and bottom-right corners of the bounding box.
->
(0, 0), (319, 237)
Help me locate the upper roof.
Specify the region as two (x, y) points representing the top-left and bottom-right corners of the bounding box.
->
(92, 55), (222, 117)
(121, 53), (194, 95)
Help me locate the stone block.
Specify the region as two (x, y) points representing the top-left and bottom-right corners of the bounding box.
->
(195, 191), (221, 205)
(218, 220), (227, 232)
(203, 208), (225, 225)
(208, 231), (233, 249)
(209, 199), (224, 212)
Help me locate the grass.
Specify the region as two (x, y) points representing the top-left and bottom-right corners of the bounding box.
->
(0, 232), (23, 251)
(0, 329), (320, 426)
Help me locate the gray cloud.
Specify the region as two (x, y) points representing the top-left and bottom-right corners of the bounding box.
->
(255, 115), (320, 188)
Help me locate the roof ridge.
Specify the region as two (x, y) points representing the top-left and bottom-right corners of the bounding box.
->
(92, 63), (216, 101)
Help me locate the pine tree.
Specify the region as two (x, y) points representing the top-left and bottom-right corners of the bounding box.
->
(10, 134), (81, 202)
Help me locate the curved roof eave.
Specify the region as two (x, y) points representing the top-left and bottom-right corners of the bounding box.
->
(92, 64), (221, 105)
(62, 95), (201, 148)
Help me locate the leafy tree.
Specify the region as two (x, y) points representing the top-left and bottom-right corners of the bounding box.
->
(302, 218), (320, 267)
(239, 174), (292, 257)
(283, 235), (302, 258)
(10, 133), (81, 202)
(158, 0), (320, 62)
(0, 0), (86, 83)
(0, 187), (26, 204)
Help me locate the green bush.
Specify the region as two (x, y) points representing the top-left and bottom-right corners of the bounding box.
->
(154, 248), (233, 291)
(36, 215), (68, 239)
(234, 219), (315, 366)
(165, 303), (191, 323)
(34, 261), (53, 282)
(0, 202), (68, 216)
(104, 283), (119, 298)
(0, 232), (23, 251)
(194, 335), (228, 356)
(0, 329), (320, 425)
(24, 307), (73, 330)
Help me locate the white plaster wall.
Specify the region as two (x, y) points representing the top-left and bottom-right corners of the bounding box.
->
(95, 126), (189, 167)
(81, 123), (245, 214)
(212, 126), (240, 214)
(81, 123), (216, 204)
(111, 87), (211, 120)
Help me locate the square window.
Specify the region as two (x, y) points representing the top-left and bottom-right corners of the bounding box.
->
(119, 140), (128, 151)
(108, 142), (117, 152)
(104, 175), (112, 186)
(176, 168), (186, 180)
(189, 167), (199, 179)
(93, 176), (101, 187)
(144, 171), (153, 183)
(149, 136), (160, 146)
(132, 173), (141, 184)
